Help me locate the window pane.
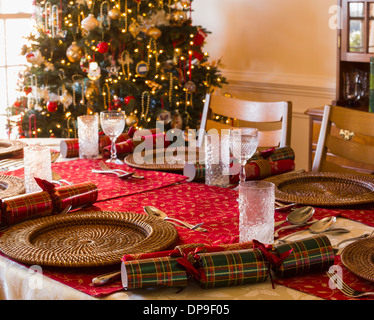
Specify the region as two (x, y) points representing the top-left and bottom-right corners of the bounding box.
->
(349, 2), (364, 17)
(5, 18), (32, 66)
(369, 20), (374, 53)
(0, 19), (4, 66)
(349, 19), (364, 52)
(0, 67), (7, 113)
(0, 0), (33, 14)
(7, 66), (26, 110)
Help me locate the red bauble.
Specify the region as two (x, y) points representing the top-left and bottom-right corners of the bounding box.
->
(26, 52), (35, 63)
(124, 95), (135, 105)
(97, 42), (109, 54)
(13, 100), (21, 108)
(24, 86), (32, 95)
(47, 101), (58, 112)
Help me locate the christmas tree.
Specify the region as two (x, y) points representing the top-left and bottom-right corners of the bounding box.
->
(10, 0), (226, 138)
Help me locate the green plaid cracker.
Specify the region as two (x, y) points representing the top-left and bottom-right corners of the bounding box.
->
(273, 235), (335, 278)
(197, 249), (268, 289)
(123, 257), (188, 289)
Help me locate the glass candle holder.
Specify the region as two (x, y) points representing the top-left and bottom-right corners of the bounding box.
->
(24, 144), (52, 193)
(78, 114), (99, 159)
(204, 133), (230, 187)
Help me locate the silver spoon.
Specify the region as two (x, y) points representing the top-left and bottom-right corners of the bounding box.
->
(333, 233), (371, 255)
(277, 216), (349, 242)
(274, 206), (315, 228)
(144, 206), (207, 232)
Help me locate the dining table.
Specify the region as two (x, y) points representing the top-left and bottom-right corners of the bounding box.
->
(0, 137), (373, 305)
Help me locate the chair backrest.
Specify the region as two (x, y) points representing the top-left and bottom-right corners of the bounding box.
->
(312, 105), (374, 174)
(198, 94), (292, 148)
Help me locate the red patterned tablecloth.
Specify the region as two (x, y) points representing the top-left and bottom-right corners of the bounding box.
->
(0, 181), (373, 300)
(5, 159), (187, 201)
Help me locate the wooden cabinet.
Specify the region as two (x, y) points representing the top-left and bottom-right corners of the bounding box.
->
(336, 0), (374, 108)
(305, 106), (374, 174)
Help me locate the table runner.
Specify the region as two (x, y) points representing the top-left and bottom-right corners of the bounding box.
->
(1, 181), (373, 300)
(5, 159), (187, 202)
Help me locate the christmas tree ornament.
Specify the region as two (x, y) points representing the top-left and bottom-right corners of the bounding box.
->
(84, 81), (99, 100)
(118, 51), (133, 79)
(128, 20), (140, 38)
(156, 108), (172, 124)
(81, 14), (99, 31)
(106, 55), (120, 77)
(26, 50), (44, 65)
(27, 95), (36, 110)
(80, 56), (90, 73)
(171, 109), (183, 129)
(26, 52), (35, 63)
(108, 6), (121, 20)
(44, 61), (55, 72)
(146, 26), (162, 39)
(124, 95), (135, 105)
(60, 89), (73, 110)
(171, 11), (187, 25)
(136, 61), (149, 76)
(88, 61), (101, 81)
(147, 38), (159, 70)
(47, 100), (58, 113)
(180, 0), (191, 8)
(184, 80), (196, 93)
(99, 1), (111, 30)
(141, 91), (150, 119)
(125, 113), (139, 127)
(97, 41), (109, 53)
(112, 95), (122, 109)
(66, 41), (84, 63)
(24, 86), (32, 95)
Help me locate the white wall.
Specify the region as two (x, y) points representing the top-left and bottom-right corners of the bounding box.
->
(192, 0), (338, 170)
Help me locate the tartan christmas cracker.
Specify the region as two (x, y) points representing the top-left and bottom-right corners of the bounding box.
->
(119, 235), (334, 290)
(35, 178), (98, 214)
(184, 147), (295, 182)
(102, 131), (169, 159)
(0, 191), (54, 228)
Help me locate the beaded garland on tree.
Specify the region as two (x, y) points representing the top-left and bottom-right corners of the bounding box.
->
(11, 0), (226, 138)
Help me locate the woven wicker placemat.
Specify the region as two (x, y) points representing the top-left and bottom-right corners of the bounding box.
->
(0, 211), (178, 267)
(0, 139), (26, 157)
(341, 237), (374, 283)
(125, 147), (201, 172)
(0, 175), (25, 199)
(265, 172), (374, 206)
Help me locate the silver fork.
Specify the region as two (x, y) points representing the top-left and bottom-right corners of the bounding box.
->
(326, 270), (374, 298)
(99, 161), (144, 179)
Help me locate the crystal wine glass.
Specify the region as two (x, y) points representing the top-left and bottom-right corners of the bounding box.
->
(100, 110), (126, 164)
(230, 127), (259, 184)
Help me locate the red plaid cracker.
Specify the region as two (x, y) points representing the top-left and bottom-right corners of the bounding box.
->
(0, 191), (54, 227)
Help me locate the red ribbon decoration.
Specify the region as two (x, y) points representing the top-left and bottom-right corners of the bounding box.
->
(175, 247), (207, 282)
(252, 240), (293, 289)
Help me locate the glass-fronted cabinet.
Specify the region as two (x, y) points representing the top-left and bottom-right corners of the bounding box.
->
(337, 0), (374, 108)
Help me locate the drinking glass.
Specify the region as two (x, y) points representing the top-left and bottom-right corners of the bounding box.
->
(24, 144), (52, 193)
(230, 127), (258, 183)
(100, 110), (126, 164)
(238, 181), (275, 244)
(78, 114), (99, 159)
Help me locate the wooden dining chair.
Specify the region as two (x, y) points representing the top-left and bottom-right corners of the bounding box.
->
(312, 105), (374, 174)
(197, 94), (292, 148)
